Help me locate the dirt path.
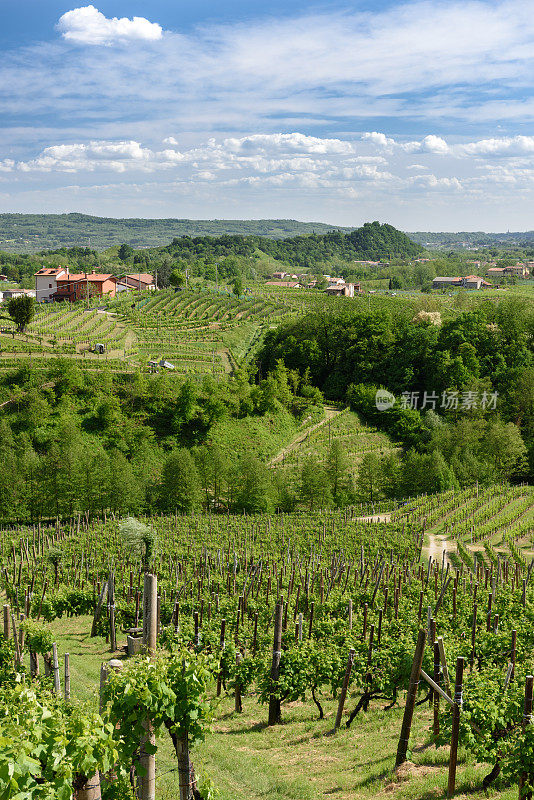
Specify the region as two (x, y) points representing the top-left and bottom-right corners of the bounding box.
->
(269, 405), (342, 466)
(422, 532), (455, 564)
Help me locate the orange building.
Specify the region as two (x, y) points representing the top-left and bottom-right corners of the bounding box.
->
(54, 271), (117, 302)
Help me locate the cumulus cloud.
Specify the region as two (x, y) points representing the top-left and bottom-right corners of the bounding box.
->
(57, 5), (163, 46)
(459, 135), (534, 156)
(362, 132), (396, 148)
(217, 133), (356, 155)
(364, 132), (450, 154)
(18, 140), (160, 173)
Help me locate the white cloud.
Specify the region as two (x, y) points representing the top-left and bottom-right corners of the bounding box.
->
(364, 132), (450, 154)
(459, 135), (534, 156)
(362, 132), (396, 148)
(409, 174), (463, 190)
(417, 135), (450, 155)
(217, 133), (356, 155)
(57, 5), (163, 46)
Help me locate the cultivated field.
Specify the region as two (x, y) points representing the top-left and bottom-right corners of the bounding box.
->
(2, 485), (533, 799)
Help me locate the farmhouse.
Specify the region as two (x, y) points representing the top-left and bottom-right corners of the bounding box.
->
(487, 265), (531, 279)
(34, 267), (68, 302)
(265, 280), (301, 288)
(117, 273), (156, 292)
(324, 282), (361, 297)
(2, 288), (36, 300)
(432, 275), (491, 290)
(35, 267), (118, 302)
(432, 276), (463, 288)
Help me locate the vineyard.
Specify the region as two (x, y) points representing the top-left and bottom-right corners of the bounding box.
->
(0, 287), (294, 378)
(1, 485), (534, 800)
(270, 407), (398, 474)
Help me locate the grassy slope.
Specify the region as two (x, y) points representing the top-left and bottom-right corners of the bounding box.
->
(210, 405), (323, 462)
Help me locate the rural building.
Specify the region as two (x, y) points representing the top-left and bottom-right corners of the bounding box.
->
(117, 273), (156, 292)
(327, 277), (345, 286)
(2, 288), (36, 300)
(505, 264), (530, 278)
(265, 280), (301, 288)
(487, 265), (531, 279)
(433, 275), (491, 290)
(272, 271), (288, 280)
(432, 277), (463, 288)
(34, 267), (68, 302)
(35, 268), (118, 302)
(324, 282), (361, 297)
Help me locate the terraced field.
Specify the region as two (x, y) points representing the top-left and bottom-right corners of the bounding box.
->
(0, 286), (291, 377)
(112, 287), (291, 378)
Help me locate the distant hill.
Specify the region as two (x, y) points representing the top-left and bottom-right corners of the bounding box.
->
(408, 230), (534, 249)
(0, 213), (354, 253)
(157, 221), (422, 267)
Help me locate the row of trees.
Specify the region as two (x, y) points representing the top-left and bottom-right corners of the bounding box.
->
(0, 417), (363, 520)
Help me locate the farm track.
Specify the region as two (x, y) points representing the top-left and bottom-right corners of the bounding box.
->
(269, 405), (342, 466)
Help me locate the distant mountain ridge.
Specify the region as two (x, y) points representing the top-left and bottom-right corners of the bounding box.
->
(0, 213), (355, 253)
(0, 213), (530, 254)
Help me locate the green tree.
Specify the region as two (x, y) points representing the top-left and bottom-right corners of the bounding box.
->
(193, 443), (229, 508)
(7, 295), (35, 332)
(235, 454), (272, 513)
(232, 274), (243, 297)
(357, 453), (383, 503)
(119, 516), (155, 571)
(118, 243), (134, 262)
(482, 420), (528, 480)
(161, 448), (201, 512)
(300, 455), (332, 510)
(326, 439), (354, 506)
(169, 269), (185, 288)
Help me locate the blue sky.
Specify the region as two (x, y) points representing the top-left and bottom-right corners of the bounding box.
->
(1, 0), (534, 229)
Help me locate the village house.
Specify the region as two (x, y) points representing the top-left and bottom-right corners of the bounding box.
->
(34, 267), (68, 302)
(265, 280), (301, 288)
(272, 271), (288, 280)
(35, 267), (118, 302)
(487, 265), (531, 279)
(432, 276), (463, 288)
(324, 282), (361, 297)
(433, 275), (491, 290)
(2, 288), (36, 300)
(116, 273), (156, 292)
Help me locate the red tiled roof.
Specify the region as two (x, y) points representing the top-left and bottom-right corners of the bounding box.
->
(34, 268), (66, 276)
(57, 273), (116, 284)
(125, 273), (154, 283)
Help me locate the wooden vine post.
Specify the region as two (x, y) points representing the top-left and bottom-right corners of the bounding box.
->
(334, 648), (355, 732)
(519, 675), (534, 800)
(395, 629), (426, 768)
(268, 602), (284, 725)
(447, 657), (465, 798)
(89, 658), (124, 800)
(140, 573), (158, 800)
